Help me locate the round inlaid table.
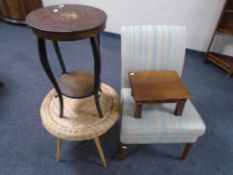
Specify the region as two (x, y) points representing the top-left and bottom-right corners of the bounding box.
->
(26, 4), (120, 167)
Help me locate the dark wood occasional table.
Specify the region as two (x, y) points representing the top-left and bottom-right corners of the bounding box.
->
(129, 71), (191, 118)
(26, 4), (107, 118)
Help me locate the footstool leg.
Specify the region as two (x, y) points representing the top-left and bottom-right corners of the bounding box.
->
(120, 144), (127, 160)
(56, 138), (62, 162)
(175, 99), (186, 116)
(135, 104), (142, 118)
(181, 143), (193, 160)
(94, 137), (107, 167)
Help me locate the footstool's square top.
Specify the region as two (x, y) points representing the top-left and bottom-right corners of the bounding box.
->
(129, 71), (191, 103)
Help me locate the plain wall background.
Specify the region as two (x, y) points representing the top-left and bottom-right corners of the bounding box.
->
(42, 0), (233, 54)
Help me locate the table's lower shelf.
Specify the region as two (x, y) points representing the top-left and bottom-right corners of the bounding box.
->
(40, 83), (120, 141)
(58, 70), (95, 98)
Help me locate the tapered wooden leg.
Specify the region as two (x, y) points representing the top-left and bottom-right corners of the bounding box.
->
(135, 103), (142, 118)
(94, 137), (107, 167)
(175, 100), (186, 116)
(56, 138), (62, 162)
(181, 143), (193, 160)
(120, 144), (127, 160)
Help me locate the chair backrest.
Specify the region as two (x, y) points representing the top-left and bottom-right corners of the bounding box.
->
(121, 25), (186, 88)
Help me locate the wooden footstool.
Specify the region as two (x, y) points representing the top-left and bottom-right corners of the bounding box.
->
(40, 83), (120, 167)
(129, 71), (191, 118)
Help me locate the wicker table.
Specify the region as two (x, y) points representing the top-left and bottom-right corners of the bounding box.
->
(41, 83), (120, 167)
(26, 5), (119, 167)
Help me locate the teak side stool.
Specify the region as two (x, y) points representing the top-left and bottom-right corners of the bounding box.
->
(128, 71), (191, 118)
(26, 4), (120, 167)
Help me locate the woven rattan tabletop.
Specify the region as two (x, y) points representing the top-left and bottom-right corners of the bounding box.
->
(40, 83), (120, 141)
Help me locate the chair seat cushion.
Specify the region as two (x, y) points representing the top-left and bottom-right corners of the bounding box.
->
(120, 88), (206, 144)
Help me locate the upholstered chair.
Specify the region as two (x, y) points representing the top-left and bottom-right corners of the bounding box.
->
(120, 25), (206, 160)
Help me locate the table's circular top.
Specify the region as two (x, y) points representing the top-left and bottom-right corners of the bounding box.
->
(40, 83), (120, 141)
(26, 4), (107, 41)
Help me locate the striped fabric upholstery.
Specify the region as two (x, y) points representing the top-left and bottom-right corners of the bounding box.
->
(121, 25), (186, 88)
(120, 89), (206, 144)
(120, 25), (206, 144)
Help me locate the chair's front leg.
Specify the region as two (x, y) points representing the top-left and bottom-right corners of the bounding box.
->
(120, 144), (128, 160)
(181, 143), (193, 160)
